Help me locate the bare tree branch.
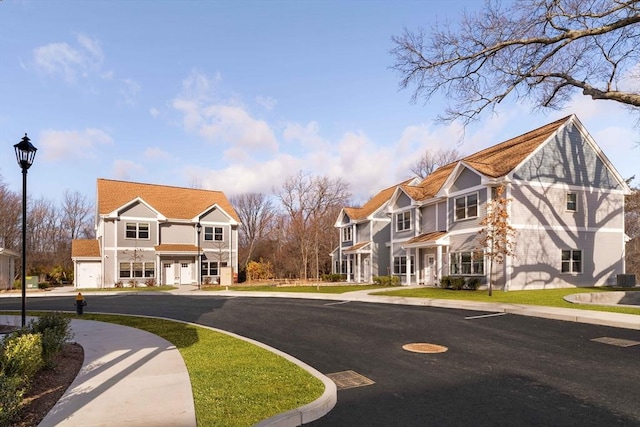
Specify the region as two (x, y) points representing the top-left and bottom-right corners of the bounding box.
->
(391, 0), (640, 125)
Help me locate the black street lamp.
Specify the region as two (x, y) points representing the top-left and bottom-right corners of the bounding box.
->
(196, 222), (202, 289)
(14, 133), (37, 327)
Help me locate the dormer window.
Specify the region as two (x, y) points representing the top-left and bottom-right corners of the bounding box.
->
(342, 227), (352, 242)
(396, 211), (411, 232)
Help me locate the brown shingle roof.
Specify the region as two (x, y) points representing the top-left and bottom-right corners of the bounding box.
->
(343, 241), (371, 253)
(405, 231), (448, 245)
(71, 239), (101, 258)
(346, 178), (415, 220)
(410, 116), (571, 202)
(97, 179), (240, 222)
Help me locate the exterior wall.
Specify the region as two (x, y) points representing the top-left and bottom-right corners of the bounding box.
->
(160, 223), (193, 244)
(448, 188), (487, 234)
(372, 220), (390, 277)
(357, 222), (370, 242)
(510, 228), (623, 289)
(202, 207), (231, 223)
(451, 168), (481, 192)
(420, 204), (437, 233)
(513, 124), (621, 190)
(0, 253), (16, 290)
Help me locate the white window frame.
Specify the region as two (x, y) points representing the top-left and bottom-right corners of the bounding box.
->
(125, 222), (150, 240)
(454, 193), (479, 221)
(566, 193), (577, 212)
(396, 211), (412, 232)
(342, 226), (352, 242)
(393, 255), (415, 275)
(561, 250), (582, 274)
(201, 261), (228, 276)
(204, 226), (224, 241)
(119, 261), (155, 279)
(450, 251), (484, 275)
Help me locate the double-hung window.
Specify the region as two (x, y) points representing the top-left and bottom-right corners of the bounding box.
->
(561, 250), (582, 273)
(454, 193), (478, 221)
(566, 193), (577, 212)
(450, 251), (484, 275)
(201, 261), (228, 276)
(204, 226), (223, 241)
(125, 223), (150, 239)
(393, 255), (415, 274)
(396, 211), (411, 232)
(119, 261), (155, 278)
(342, 227), (352, 242)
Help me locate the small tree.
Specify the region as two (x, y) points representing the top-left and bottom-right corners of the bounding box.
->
(478, 185), (517, 296)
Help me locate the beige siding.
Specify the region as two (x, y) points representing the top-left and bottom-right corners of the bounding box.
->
(160, 223), (193, 244)
(420, 204), (437, 233)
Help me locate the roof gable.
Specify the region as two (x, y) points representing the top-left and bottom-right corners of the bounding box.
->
(97, 179), (240, 222)
(71, 239), (101, 258)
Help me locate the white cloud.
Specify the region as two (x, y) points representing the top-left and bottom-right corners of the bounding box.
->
(32, 34), (104, 83)
(256, 95), (277, 111)
(144, 147), (170, 160)
(172, 70), (278, 154)
(113, 159), (146, 181)
(283, 121), (325, 150)
(39, 128), (112, 162)
(120, 78), (141, 106)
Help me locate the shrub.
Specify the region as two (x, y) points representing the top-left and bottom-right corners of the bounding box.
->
(373, 275), (400, 286)
(440, 276), (451, 289)
(28, 313), (73, 368)
(114, 281), (124, 288)
(0, 333), (43, 379)
(450, 277), (466, 290)
(465, 277), (481, 290)
(321, 274), (346, 282)
(145, 278), (156, 287)
(0, 373), (25, 426)
(202, 276), (213, 286)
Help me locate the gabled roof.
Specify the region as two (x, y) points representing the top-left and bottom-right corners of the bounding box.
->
(341, 178), (415, 222)
(343, 241), (371, 253)
(71, 239), (101, 258)
(97, 178), (240, 222)
(409, 115), (572, 202)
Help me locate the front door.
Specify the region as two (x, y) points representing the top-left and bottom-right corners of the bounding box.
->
(179, 261), (192, 285)
(163, 262), (175, 285)
(426, 255), (436, 286)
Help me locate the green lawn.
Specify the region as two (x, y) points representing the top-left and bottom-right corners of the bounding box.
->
(373, 287), (640, 315)
(26, 312), (324, 426)
(76, 285), (178, 292)
(216, 284), (392, 293)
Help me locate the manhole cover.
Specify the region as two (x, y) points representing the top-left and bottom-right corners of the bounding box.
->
(402, 343), (448, 353)
(591, 337), (640, 347)
(326, 370), (375, 390)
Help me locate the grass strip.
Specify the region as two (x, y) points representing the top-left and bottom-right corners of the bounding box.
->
(29, 312), (325, 426)
(210, 284), (392, 293)
(373, 287), (640, 315)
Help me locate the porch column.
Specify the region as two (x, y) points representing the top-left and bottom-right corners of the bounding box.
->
(346, 254), (352, 282)
(405, 247), (411, 285)
(357, 253), (362, 283)
(436, 245), (443, 283)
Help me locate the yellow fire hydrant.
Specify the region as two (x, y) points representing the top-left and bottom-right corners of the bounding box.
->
(75, 292), (87, 315)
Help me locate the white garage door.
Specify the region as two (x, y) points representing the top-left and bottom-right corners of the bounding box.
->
(77, 262), (102, 288)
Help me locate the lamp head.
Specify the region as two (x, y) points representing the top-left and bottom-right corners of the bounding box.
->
(14, 133), (37, 170)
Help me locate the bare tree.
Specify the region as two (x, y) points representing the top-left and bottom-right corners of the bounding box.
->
(0, 174), (21, 251)
(478, 185), (517, 296)
(411, 148), (462, 179)
(274, 172), (350, 281)
(62, 189), (94, 240)
(391, 0), (640, 125)
(230, 193), (276, 269)
(625, 184), (640, 279)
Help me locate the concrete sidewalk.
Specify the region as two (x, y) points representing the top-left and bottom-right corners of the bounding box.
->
(0, 315), (198, 427)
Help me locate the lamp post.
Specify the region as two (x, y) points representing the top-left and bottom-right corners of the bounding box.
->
(14, 134), (37, 327)
(196, 222), (202, 289)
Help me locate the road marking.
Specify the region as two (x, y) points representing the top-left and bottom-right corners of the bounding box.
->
(465, 312), (507, 320)
(324, 300), (350, 306)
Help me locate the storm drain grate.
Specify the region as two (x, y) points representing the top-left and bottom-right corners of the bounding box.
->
(591, 337), (640, 347)
(326, 370), (375, 390)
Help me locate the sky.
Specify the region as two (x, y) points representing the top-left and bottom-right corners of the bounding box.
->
(1, 0), (638, 208)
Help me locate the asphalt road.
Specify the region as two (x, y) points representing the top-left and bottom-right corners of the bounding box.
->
(3, 294), (640, 426)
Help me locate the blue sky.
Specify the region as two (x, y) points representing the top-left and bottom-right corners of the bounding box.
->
(1, 0), (638, 207)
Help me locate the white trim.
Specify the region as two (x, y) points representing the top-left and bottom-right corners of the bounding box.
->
(510, 178), (629, 195)
(512, 224), (625, 233)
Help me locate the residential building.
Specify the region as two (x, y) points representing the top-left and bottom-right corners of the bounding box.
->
(0, 245), (18, 290)
(340, 115), (631, 290)
(332, 179), (417, 282)
(72, 179), (240, 288)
